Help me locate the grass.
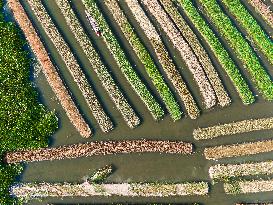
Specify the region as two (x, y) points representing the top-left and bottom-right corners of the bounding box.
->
(0, 1), (58, 203)
(177, 0), (255, 104)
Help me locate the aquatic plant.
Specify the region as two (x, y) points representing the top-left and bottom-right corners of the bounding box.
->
(27, 0), (113, 133)
(104, 0), (182, 120)
(193, 117), (273, 140)
(82, 0), (165, 121)
(204, 139), (273, 160)
(199, 0), (273, 100)
(177, 0), (254, 104)
(222, 0), (273, 65)
(6, 139), (193, 163)
(141, 0), (216, 109)
(55, 0), (140, 129)
(160, 0), (230, 107)
(88, 165), (114, 183)
(124, 0), (199, 119)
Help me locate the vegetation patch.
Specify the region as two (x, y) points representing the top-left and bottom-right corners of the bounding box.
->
(0, 1), (58, 203)
(177, 0), (254, 104)
(193, 117), (273, 140)
(199, 0), (273, 100)
(82, 0), (164, 121)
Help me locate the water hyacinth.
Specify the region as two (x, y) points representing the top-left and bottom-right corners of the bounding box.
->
(248, 0), (273, 30)
(204, 139), (273, 160)
(177, 0), (254, 105)
(55, 0), (140, 129)
(124, 0), (199, 119)
(103, 0), (182, 121)
(199, 0), (273, 101)
(82, 0), (164, 121)
(222, 0), (273, 65)
(141, 0), (216, 109)
(5, 140), (193, 163)
(193, 117), (273, 140)
(160, 0), (230, 107)
(27, 0), (113, 133)
(224, 178), (273, 194)
(7, 0), (91, 138)
(209, 160), (273, 180)
(10, 181), (208, 200)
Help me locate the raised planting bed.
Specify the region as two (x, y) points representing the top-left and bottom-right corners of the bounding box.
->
(5, 140), (193, 163)
(199, 0), (273, 100)
(10, 181), (208, 200)
(104, 0), (182, 121)
(209, 160), (273, 180)
(124, 0), (199, 119)
(8, 0), (91, 138)
(222, 0), (273, 65)
(224, 178), (273, 194)
(27, 0), (113, 133)
(204, 139), (273, 160)
(160, 0), (230, 107)
(55, 0), (140, 129)
(248, 0), (273, 30)
(82, 0), (165, 121)
(141, 0), (216, 109)
(177, 0), (254, 105)
(193, 117), (273, 140)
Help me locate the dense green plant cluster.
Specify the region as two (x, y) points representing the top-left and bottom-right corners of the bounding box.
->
(222, 0), (273, 65)
(199, 0), (273, 100)
(177, 0), (254, 104)
(104, 0), (182, 121)
(83, 0), (164, 121)
(0, 6), (58, 204)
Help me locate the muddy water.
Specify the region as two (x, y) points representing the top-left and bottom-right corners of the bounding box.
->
(6, 0), (273, 204)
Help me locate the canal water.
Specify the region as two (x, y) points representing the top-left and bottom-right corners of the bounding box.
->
(4, 0), (273, 204)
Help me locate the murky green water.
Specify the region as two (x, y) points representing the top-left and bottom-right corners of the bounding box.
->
(5, 0), (273, 204)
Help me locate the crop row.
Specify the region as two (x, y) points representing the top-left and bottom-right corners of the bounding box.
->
(27, 0), (113, 132)
(224, 178), (273, 194)
(55, 0), (140, 129)
(124, 0), (199, 119)
(209, 160), (273, 180)
(104, 0), (182, 121)
(177, 0), (254, 104)
(142, 0), (216, 109)
(11, 181), (208, 199)
(200, 0), (273, 100)
(248, 0), (273, 30)
(5, 140), (193, 163)
(222, 0), (273, 65)
(204, 139), (273, 160)
(8, 0), (91, 138)
(160, 0), (230, 107)
(193, 117), (273, 140)
(82, 0), (164, 121)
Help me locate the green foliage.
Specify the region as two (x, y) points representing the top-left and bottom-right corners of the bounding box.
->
(0, 10), (58, 204)
(177, 0), (255, 104)
(88, 164), (113, 183)
(83, 0), (165, 120)
(199, 0), (273, 100)
(222, 0), (273, 65)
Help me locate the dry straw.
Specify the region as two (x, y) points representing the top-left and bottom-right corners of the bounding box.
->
(141, 0), (216, 109)
(7, 0), (91, 137)
(6, 140), (193, 163)
(204, 139), (273, 160)
(27, 0), (113, 133)
(194, 117), (273, 140)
